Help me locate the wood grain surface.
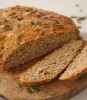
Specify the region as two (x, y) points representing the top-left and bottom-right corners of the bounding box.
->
(0, 57), (87, 100)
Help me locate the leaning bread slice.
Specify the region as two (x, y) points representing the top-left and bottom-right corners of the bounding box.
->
(20, 40), (82, 85)
(59, 43), (87, 80)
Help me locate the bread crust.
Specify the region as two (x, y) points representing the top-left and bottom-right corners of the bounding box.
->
(20, 40), (83, 86)
(0, 5), (80, 70)
(20, 76), (52, 86)
(59, 67), (87, 81)
(59, 43), (87, 81)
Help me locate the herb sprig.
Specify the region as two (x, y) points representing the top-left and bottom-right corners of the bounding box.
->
(77, 17), (87, 23)
(70, 15), (87, 29)
(70, 16), (87, 24)
(15, 83), (45, 93)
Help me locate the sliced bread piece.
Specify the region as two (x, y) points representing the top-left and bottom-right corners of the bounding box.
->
(59, 43), (87, 80)
(20, 40), (82, 86)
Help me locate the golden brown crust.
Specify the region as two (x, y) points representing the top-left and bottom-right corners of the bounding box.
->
(20, 76), (52, 86)
(20, 58), (78, 85)
(20, 40), (83, 86)
(0, 5), (80, 69)
(59, 67), (87, 81)
(20, 72), (57, 86)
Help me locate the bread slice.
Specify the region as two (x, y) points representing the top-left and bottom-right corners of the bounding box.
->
(59, 43), (87, 80)
(20, 40), (82, 86)
(0, 6), (80, 70)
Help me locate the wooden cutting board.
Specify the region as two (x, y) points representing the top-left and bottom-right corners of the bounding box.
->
(0, 57), (87, 100)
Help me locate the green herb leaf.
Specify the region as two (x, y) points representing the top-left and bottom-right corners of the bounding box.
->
(78, 17), (86, 20)
(27, 86), (39, 93)
(50, 21), (63, 28)
(15, 83), (22, 88)
(27, 87), (33, 93)
(70, 16), (87, 24)
(17, 34), (25, 41)
(70, 16), (77, 19)
(77, 17), (86, 23)
(25, 7), (37, 12)
(30, 86), (39, 92)
(31, 21), (35, 25)
(56, 23), (63, 28)
(36, 21), (42, 26)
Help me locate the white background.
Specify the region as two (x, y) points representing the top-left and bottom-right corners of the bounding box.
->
(0, 0), (87, 100)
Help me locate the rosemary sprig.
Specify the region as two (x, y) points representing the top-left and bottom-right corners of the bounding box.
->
(70, 16), (87, 24)
(77, 17), (86, 24)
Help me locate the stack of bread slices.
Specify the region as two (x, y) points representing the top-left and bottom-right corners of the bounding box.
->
(0, 6), (87, 86)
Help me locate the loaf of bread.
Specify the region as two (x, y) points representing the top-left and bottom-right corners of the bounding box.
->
(20, 40), (82, 86)
(0, 6), (80, 70)
(59, 43), (87, 80)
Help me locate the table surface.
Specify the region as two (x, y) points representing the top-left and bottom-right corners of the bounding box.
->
(0, 0), (87, 100)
